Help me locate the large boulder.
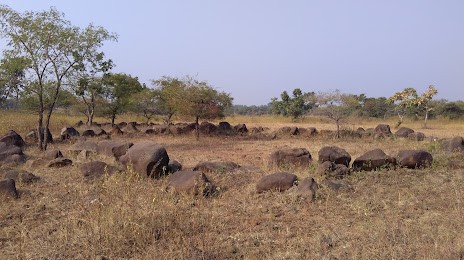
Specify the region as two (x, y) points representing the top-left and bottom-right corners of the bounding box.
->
(200, 122), (217, 134)
(0, 168), (39, 184)
(167, 160), (182, 173)
(218, 122), (232, 131)
(408, 132), (425, 141)
(166, 170), (216, 196)
(25, 158), (49, 169)
(0, 130), (25, 147)
(300, 127), (317, 137)
(0, 142), (25, 163)
(193, 161), (240, 173)
(0, 179), (18, 199)
(395, 127), (414, 138)
(122, 123), (138, 133)
(82, 129), (96, 137)
(119, 141), (169, 178)
(318, 146), (351, 167)
(315, 161), (349, 177)
(256, 172), (298, 193)
(68, 140), (98, 153)
(296, 177), (318, 199)
(43, 149), (63, 160)
(110, 125), (123, 135)
(25, 128), (53, 144)
(81, 161), (120, 179)
(60, 126), (80, 140)
(398, 150), (433, 168)
(97, 141), (133, 160)
(352, 149), (396, 171)
(442, 136), (464, 154)
(234, 124), (248, 133)
(374, 124), (391, 135)
(269, 148), (312, 169)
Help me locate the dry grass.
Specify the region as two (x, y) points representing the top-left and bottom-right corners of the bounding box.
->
(1, 111), (464, 259)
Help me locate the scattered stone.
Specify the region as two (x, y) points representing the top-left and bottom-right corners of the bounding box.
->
(0, 168), (39, 183)
(1, 154), (26, 165)
(193, 161), (240, 173)
(269, 148), (312, 169)
(374, 124), (391, 135)
(81, 161), (120, 179)
(110, 125), (124, 135)
(408, 132), (425, 141)
(395, 127), (414, 138)
(145, 128), (155, 134)
(166, 170), (216, 196)
(319, 130), (334, 137)
(200, 122), (217, 134)
(68, 140), (98, 153)
(25, 128), (53, 144)
(218, 122), (232, 131)
(234, 124), (248, 133)
(0, 142), (24, 162)
(315, 161), (350, 177)
(352, 149), (396, 171)
(300, 127), (317, 137)
(122, 123), (138, 133)
(398, 150), (433, 168)
(47, 158), (73, 168)
(97, 141), (133, 160)
(296, 177), (318, 199)
(290, 126), (299, 135)
(167, 160), (182, 173)
(25, 158), (49, 169)
(256, 172), (298, 193)
(82, 129), (96, 137)
(0, 130), (25, 147)
(120, 141), (170, 178)
(77, 150), (91, 161)
(318, 146), (351, 167)
(442, 136), (464, 154)
(60, 127), (80, 140)
(43, 149), (63, 160)
(0, 179), (18, 199)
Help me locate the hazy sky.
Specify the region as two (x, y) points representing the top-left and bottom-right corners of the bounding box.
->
(1, 0), (463, 105)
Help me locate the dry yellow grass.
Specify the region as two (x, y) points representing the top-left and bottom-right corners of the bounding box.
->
(1, 110), (464, 259)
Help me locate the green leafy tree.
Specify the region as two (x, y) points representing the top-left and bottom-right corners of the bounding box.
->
(130, 88), (160, 124)
(414, 85), (438, 128)
(100, 73), (143, 125)
(150, 76), (186, 126)
(0, 56), (28, 107)
(270, 88), (314, 120)
(312, 90), (358, 138)
(0, 5), (117, 149)
(176, 76), (233, 140)
(386, 87), (418, 128)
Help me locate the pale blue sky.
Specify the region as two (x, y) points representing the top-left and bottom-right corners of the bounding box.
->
(2, 0), (463, 105)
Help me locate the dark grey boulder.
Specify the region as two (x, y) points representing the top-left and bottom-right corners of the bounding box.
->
(269, 148), (312, 169)
(81, 161), (120, 179)
(60, 126), (79, 140)
(374, 124), (391, 135)
(296, 177), (318, 199)
(0, 130), (25, 147)
(193, 161), (240, 173)
(1, 168), (39, 183)
(256, 172), (298, 193)
(395, 127), (414, 138)
(119, 141), (169, 178)
(43, 149), (63, 160)
(352, 149), (396, 171)
(0, 179), (18, 199)
(318, 146), (351, 167)
(398, 150), (433, 168)
(47, 158), (73, 168)
(166, 170), (216, 196)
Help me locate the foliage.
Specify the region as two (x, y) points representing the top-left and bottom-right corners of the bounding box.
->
(270, 88), (314, 120)
(436, 101), (464, 119)
(100, 73), (143, 125)
(150, 76), (186, 125)
(312, 90), (358, 138)
(386, 87), (418, 127)
(129, 88), (160, 123)
(0, 5), (116, 149)
(0, 56), (28, 108)
(413, 85), (438, 128)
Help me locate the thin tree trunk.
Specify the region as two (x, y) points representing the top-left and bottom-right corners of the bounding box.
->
(37, 95), (44, 151)
(195, 116), (199, 140)
(424, 111), (429, 129)
(336, 119), (340, 139)
(111, 114), (116, 126)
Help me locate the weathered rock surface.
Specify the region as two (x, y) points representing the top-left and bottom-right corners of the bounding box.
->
(0, 168), (39, 183)
(0, 179), (18, 199)
(47, 158), (73, 168)
(352, 149), (396, 171)
(234, 124), (248, 133)
(315, 161), (349, 177)
(167, 160), (182, 173)
(25, 128), (53, 144)
(318, 146), (351, 167)
(120, 142), (169, 178)
(97, 141), (133, 160)
(398, 150), (433, 168)
(269, 148), (312, 169)
(296, 177), (318, 199)
(81, 161), (120, 179)
(374, 124), (391, 135)
(218, 122), (232, 131)
(68, 140), (98, 153)
(395, 127), (414, 138)
(0, 130), (25, 147)
(60, 127), (80, 140)
(0, 142), (25, 163)
(193, 161), (240, 173)
(166, 170), (216, 196)
(442, 136), (464, 154)
(43, 149), (63, 160)
(256, 172), (298, 193)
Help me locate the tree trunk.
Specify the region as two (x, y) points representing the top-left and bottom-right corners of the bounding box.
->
(424, 111), (429, 129)
(195, 116), (199, 140)
(37, 110), (44, 151)
(111, 114), (116, 126)
(336, 119), (340, 139)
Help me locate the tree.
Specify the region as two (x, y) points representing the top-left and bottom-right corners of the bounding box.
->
(0, 56), (28, 108)
(176, 77), (233, 140)
(100, 73), (143, 125)
(414, 85), (438, 128)
(0, 5), (117, 150)
(130, 88), (160, 124)
(312, 90), (357, 138)
(386, 88), (418, 128)
(150, 76), (186, 126)
(72, 51), (114, 125)
(270, 88), (314, 120)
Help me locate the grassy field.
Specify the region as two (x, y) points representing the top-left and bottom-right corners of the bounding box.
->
(1, 110), (464, 259)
